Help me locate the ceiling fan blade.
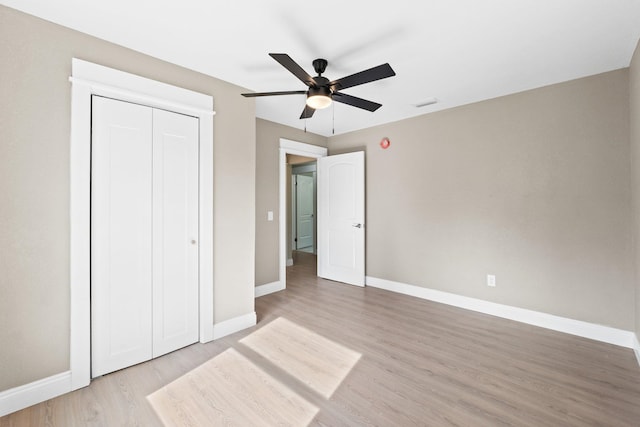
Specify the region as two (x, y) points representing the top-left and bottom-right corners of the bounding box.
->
(300, 105), (315, 119)
(242, 90), (307, 97)
(330, 63), (395, 91)
(332, 92), (382, 112)
(269, 53), (316, 87)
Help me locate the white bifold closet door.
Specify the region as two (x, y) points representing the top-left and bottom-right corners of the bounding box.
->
(91, 96), (199, 378)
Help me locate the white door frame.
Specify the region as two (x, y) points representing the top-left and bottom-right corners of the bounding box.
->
(278, 139), (327, 289)
(69, 59), (215, 390)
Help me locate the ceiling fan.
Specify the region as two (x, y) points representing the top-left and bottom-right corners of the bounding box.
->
(242, 53), (396, 119)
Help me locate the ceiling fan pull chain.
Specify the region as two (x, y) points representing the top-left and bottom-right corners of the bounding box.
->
(332, 102), (335, 135)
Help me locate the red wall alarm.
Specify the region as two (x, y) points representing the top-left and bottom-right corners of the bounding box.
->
(380, 137), (391, 149)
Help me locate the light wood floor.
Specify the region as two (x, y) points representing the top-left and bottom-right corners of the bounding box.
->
(3, 251), (640, 426)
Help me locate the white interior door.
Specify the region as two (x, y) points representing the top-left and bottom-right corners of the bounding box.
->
(317, 151), (365, 286)
(152, 109), (199, 358)
(91, 96), (153, 377)
(92, 97), (199, 377)
(296, 174), (314, 250)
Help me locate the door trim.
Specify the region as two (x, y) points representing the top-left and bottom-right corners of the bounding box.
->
(69, 59), (215, 390)
(278, 139), (327, 291)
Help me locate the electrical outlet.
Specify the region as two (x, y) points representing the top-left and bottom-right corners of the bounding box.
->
(267, 211), (273, 221)
(487, 274), (496, 287)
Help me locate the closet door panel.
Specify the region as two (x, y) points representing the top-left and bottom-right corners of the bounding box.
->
(91, 96), (153, 377)
(152, 109), (199, 357)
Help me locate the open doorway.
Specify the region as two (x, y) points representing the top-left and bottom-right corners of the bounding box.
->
(289, 157), (317, 264)
(278, 140), (327, 290)
(276, 138), (365, 291)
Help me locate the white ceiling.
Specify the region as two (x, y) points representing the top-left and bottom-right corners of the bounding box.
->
(3, 0), (640, 136)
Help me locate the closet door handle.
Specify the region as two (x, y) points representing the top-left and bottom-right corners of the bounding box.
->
(191, 239), (197, 245)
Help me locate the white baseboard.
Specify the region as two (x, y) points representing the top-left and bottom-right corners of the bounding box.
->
(255, 281), (285, 298)
(366, 276), (635, 349)
(633, 334), (640, 367)
(212, 312), (257, 340)
(287, 258), (293, 267)
(0, 371), (72, 417)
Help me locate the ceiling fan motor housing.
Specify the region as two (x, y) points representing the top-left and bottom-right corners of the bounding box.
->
(312, 75), (330, 88)
(308, 86), (331, 98)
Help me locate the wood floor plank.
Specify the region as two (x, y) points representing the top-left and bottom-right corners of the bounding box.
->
(2, 250), (640, 426)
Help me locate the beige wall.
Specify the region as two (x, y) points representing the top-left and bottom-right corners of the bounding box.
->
(631, 40), (640, 339)
(255, 119), (326, 286)
(329, 69), (634, 330)
(0, 5), (255, 392)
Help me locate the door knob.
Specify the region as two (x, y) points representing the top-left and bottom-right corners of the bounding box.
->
(191, 239), (197, 245)
(352, 223), (362, 228)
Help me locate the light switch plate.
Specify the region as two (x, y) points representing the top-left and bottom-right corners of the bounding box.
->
(487, 274), (496, 287)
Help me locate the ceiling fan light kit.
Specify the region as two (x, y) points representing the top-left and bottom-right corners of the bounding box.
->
(306, 86), (332, 109)
(242, 53), (396, 120)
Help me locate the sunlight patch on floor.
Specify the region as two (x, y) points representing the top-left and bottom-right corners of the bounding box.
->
(240, 317), (362, 399)
(147, 348), (318, 426)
